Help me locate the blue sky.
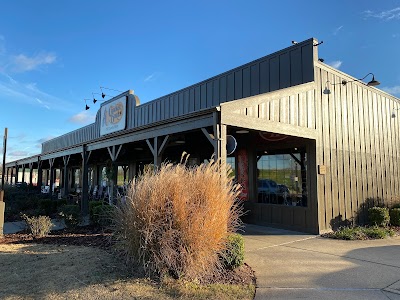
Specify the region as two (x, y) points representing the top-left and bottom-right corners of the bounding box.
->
(1, 0), (400, 163)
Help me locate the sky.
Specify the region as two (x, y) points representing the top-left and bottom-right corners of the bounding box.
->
(0, 0), (400, 163)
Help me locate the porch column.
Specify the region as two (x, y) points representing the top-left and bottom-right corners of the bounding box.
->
(128, 162), (136, 182)
(37, 159), (43, 187)
(29, 163), (34, 186)
(146, 135), (169, 170)
(106, 145), (123, 204)
(122, 165), (129, 184)
(6, 168), (9, 184)
(62, 155), (70, 197)
(15, 164), (19, 184)
(10, 168), (13, 185)
(81, 146), (91, 215)
(21, 165), (26, 183)
(49, 158), (55, 196)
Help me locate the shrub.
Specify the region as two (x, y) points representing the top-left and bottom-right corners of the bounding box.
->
(113, 155), (243, 280)
(327, 226), (395, 240)
(368, 207), (390, 227)
(92, 204), (115, 227)
(22, 214), (53, 238)
(390, 208), (400, 226)
(220, 233), (245, 270)
(89, 200), (104, 222)
(38, 199), (53, 216)
(58, 205), (81, 228)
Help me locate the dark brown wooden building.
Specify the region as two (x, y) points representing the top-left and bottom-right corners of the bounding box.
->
(5, 38), (400, 233)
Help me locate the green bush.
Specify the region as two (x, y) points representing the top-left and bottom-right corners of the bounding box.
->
(220, 233), (245, 270)
(38, 199), (53, 216)
(390, 208), (400, 226)
(89, 201), (104, 222)
(22, 214), (53, 238)
(368, 207), (390, 227)
(327, 226), (395, 240)
(392, 203), (400, 209)
(58, 205), (81, 228)
(92, 204), (115, 227)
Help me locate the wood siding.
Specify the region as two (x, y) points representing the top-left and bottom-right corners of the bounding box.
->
(42, 39), (316, 154)
(315, 62), (400, 231)
(220, 82), (319, 232)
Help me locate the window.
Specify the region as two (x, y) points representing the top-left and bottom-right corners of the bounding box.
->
(257, 150), (307, 206)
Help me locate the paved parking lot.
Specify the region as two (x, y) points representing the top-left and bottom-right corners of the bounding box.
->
(243, 224), (400, 300)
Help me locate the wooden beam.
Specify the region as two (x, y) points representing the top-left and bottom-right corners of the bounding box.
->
(158, 135), (169, 156)
(201, 128), (215, 146)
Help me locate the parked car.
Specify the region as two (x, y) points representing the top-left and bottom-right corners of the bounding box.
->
(257, 179), (279, 203)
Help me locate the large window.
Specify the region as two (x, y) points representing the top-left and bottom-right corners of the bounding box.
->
(257, 149), (307, 207)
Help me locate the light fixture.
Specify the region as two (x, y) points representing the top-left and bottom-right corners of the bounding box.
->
(341, 73), (380, 87)
(324, 73), (380, 95)
(392, 108), (400, 118)
(134, 147), (143, 151)
(84, 99), (90, 110)
(100, 86), (123, 98)
(236, 129), (249, 134)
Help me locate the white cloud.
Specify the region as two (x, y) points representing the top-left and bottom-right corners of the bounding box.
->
(333, 25), (344, 35)
(144, 72), (160, 82)
(0, 72), (74, 112)
(363, 7), (400, 20)
(381, 85), (400, 96)
(327, 60), (343, 69)
(68, 111), (96, 124)
(11, 52), (56, 72)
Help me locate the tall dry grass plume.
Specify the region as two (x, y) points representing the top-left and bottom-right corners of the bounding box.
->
(112, 154), (243, 280)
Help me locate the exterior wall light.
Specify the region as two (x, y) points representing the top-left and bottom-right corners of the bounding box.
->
(324, 73), (380, 95)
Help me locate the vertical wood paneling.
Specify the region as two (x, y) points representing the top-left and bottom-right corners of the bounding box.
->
(200, 84), (207, 108)
(207, 81), (213, 108)
(290, 47), (302, 86)
(227, 73), (234, 101)
(194, 86), (201, 111)
(346, 82), (357, 221)
(328, 72), (339, 223)
(315, 67), (326, 230)
(183, 90), (189, 115)
(321, 69), (333, 226)
(279, 53), (290, 89)
(219, 76), (227, 103)
(178, 93), (184, 115)
(189, 88), (195, 112)
(250, 64), (260, 96)
(270, 56), (279, 91)
(234, 70), (242, 100)
(212, 79), (219, 106)
(243, 67), (250, 98)
(260, 60), (270, 93)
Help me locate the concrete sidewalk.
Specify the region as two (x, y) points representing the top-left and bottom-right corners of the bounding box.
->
(243, 224), (400, 300)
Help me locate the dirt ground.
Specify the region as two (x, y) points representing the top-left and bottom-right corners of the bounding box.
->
(0, 227), (256, 300)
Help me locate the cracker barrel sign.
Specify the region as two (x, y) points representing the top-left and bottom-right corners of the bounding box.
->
(100, 96), (127, 136)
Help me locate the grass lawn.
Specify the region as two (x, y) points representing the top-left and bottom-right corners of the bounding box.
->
(0, 242), (255, 300)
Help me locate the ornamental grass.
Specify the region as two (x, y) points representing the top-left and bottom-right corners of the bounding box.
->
(112, 154), (243, 280)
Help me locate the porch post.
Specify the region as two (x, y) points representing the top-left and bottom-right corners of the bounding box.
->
(146, 135), (169, 170)
(49, 158), (55, 196)
(29, 163), (33, 186)
(62, 155), (70, 197)
(81, 145), (91, 215)
(106, 145), (123, 205)
(37, 159), (43, 188)
(21, 165), (26, 183)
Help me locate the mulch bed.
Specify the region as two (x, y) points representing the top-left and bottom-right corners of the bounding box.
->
(0, 225), (256, 286)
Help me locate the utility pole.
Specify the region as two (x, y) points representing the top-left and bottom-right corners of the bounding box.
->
(1, 127), (7, 235)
